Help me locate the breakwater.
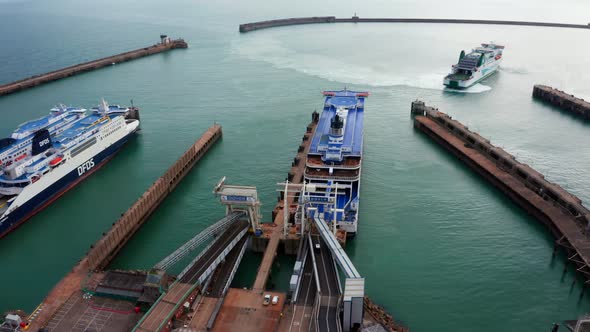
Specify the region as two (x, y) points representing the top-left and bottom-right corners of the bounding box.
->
(0, 36), (188, 97)
(239, 16), (590, 33)
(411, 100), (590, 285)
(533, 85), (590, 120)
(87, 124), (222, 270)
(26, 124), (221, 330)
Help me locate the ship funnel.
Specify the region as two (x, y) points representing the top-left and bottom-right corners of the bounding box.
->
(32, 129), (52, 156)
(330, 113), (344, 136)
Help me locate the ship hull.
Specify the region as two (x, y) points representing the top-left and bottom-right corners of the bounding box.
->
(444, 59), (501, 89)
(0, 131), (134, 239)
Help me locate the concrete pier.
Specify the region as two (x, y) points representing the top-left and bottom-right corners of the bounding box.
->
(0, 36), (188, 97)
(25, 124), (221, 331)
(533, 85), (590, 120)
(411, 100), (590, 284)
(239, 16), (590, 33)
(252, 112), (319, 292)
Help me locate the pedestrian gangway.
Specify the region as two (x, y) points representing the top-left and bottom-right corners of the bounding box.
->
(134, 220), (249, 332)
(309, 233), (342, 332)
(154, 211), (245, 271)
(278, 181), (365, 332)
(311, 210), (364, 332)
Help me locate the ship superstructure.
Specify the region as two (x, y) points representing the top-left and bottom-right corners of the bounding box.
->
(0, 105), (86, 170)
(0, 99), (140, 238)
(303, 89), (367, 236)
(444, 42), (504, 89)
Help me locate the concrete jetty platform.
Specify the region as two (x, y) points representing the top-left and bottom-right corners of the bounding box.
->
(533, 85), (590, 120)
(24, 124), (221, 331)
(411, 100), (590, 285)
(0, 35), (187, 97)
(239, 16), (590, 33)
(252, 112), (319, 293)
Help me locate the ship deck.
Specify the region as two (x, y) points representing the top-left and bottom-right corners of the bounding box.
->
(54, 113), (110, 146)
(309, 90), (365, 157)
(1, 114), (75, 154)
(13, 112), (80, 136)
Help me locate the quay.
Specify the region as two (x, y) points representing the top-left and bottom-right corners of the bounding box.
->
(132, 113), (322, 332)
(0, 35), (188, 97)
(411, 100), (590, 285)
(7, 112), (405, 332)
(24, 124), (221, 331)
(533, 85), (590, 120)
(239, 16), (590, 33)
(132, 111), (405, 332)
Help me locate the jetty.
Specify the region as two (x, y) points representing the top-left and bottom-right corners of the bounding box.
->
(533, 85), (590, 120)
(239, 16), (590, 33)
(0, 35), (188, 97)
(9, 113), (405, 332)
(411, 100), (590, 286)
(24, 124), (221, 331)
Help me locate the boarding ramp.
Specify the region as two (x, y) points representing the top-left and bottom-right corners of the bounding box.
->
(286, 237), (320, 332)
(154, 211), (245, 271)
(134, 220), (249, 332)
(278, 181), (365, 331)
(205, 236), (249, 330)
(309, 233), (342, 332)
(312, 210), (364, 332)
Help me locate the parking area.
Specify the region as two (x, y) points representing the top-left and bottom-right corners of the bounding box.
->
(45, 290), (142, 331)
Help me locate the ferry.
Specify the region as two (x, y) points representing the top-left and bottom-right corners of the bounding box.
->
(0, 100), (140, 238)
(304, 89), (367, 236)
(444, 43), (504, 89)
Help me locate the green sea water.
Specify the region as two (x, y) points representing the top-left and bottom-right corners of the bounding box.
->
(1, 0), (590, 331)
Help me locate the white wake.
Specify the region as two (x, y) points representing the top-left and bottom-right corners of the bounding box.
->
(234, 36), (491, 93)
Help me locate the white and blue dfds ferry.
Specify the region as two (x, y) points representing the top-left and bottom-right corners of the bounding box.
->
(304, 90), (367, 236)
(0, 100), (140, 238)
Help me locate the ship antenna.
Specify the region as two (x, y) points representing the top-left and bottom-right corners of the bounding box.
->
(130, 99), (134, 108)
(100, 98), (109, 116)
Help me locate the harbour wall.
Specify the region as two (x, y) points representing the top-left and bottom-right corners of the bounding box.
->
(411, 100), (590, 282)
(239, 16), (590, 33)
(0, 38), (188, 97)
(28, 124), (221, 330)
(239, 17), (336, 32)
(87, 124), (222, 270)
(533, 85), (590, 120)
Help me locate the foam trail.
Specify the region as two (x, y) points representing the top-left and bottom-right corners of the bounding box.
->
(444, 84), (492, 93)
(233, 37), (492, 93)
(499, 66), (528, 75)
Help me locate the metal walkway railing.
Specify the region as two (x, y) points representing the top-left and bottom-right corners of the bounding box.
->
(312, 213), (360, 278)
(154, 211), (245, 271)
(312, 211), (364, 332)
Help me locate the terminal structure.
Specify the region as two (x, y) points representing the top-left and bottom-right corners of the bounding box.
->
(5, 113), (405, 332)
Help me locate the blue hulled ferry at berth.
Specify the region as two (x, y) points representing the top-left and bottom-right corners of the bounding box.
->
(0, 100), (140, 238)
(304, 89), (367, 236)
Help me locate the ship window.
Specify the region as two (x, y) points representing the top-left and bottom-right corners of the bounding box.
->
(71, 137), (97, 157)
